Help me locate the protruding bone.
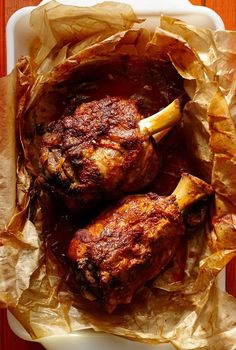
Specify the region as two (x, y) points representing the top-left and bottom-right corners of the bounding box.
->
(139, 99), (181, 136)
(172, 173), (214, 211)
(152, 128), (171, 143)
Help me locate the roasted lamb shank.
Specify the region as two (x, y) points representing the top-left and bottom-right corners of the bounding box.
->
(39, 96), (181, 208)
(68, 173), (213, 312)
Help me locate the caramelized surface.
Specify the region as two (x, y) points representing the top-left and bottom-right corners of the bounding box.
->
(39, 97), (158, 205)
(44, 126), (195, 301)
(23, 58), (183, 178)
(35, 59), (189, 311)
(68, 193), (184, 312)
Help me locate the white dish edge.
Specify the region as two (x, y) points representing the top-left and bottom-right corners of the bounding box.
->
(6, 1), (225, 349)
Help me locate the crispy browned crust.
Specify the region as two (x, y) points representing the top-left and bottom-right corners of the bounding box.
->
(39, 96), (159, 205)
(68, 193), (184, 312)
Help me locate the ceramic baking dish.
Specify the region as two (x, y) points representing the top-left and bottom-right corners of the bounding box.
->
(6, 1), (225, 349)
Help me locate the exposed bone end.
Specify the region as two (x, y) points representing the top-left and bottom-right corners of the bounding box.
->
(172, 173), (214, 211)
(152, 128), (171, 143)
(139, 99), (181, 136)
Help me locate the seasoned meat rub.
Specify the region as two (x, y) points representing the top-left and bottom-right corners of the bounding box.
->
(68, 173), (213, 312)
(39, 96), (159, 207)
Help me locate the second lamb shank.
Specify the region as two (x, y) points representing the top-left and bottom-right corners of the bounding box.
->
(68, 173), (213, 312)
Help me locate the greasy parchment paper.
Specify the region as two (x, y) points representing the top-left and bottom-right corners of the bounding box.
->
(0, 1), (236, 349)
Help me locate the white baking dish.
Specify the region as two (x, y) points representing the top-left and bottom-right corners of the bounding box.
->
(6, 0), (225, 74)
(6, 1), (225, 349)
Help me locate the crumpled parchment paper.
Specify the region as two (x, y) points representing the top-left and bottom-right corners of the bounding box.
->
(0, 2), (236, 349)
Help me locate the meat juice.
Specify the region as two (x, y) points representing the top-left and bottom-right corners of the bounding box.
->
(58, 58), (184, 118)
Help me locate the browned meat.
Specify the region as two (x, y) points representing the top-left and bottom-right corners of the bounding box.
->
(67, 173), (213, 312)
(39, 96), (176, 209)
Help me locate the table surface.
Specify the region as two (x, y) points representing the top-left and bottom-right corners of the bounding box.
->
(0, 1), (235, 349)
